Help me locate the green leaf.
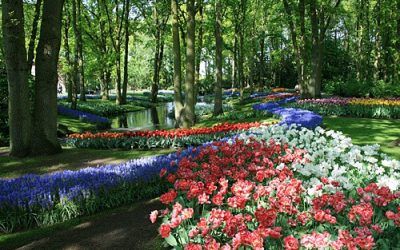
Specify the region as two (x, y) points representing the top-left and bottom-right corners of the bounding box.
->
(164, 234), (178, 247)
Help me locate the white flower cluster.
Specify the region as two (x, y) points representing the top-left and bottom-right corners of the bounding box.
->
(237, 124), (400, 200)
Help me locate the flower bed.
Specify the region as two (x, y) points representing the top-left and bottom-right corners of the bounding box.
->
(253, 97), (323, 129)
(0, 147), (201, 232)
(289, 97), (400, 119)
(67, 122), (266, 150)
(153, 125), (400, 249)
(57, 105), (110, 126)
(263, 92), (298, 102)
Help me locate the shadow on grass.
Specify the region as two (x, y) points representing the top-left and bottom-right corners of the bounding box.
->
(0, 148), (174, 179)
(0, 199), (167, 250)
(324, 117), (400, 159)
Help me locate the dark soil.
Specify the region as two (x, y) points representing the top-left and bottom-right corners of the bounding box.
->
(14, 199), (166, 250)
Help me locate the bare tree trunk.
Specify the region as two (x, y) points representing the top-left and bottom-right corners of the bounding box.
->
(172, 0), (184, 127)
(183, 0), (196, 128)
(2, 0), (31, 157)
(27, 0), (43, 73)
(213, 0), (223, 116)
(122, 0), (130, 104)
(31, 0), (64, 155)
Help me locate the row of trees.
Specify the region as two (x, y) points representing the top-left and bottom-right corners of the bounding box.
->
(2, 0), (64, 157)
(57, 0), (400, 99)
(2, 0), (400, 156)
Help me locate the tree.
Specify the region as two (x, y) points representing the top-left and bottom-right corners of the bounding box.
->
(122, 0), (131, 105)
(137, 0), (169, 104)
(171, 0), (184, 126)
(30, 0), (64, 155)
(213, 0), (223, 116)
(72, 0), (86, 101)
(182, 0), (196, 128)
(2, 0), (31, 157)
(104, 0), (126, 105)
(63, 1), (78, 109)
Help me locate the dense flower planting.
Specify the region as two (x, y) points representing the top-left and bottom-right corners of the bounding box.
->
(153, 125), (400, 249)
(250, 92), (271, 99)
(263, 92), (298, 102)
(57, 105), (110, 125)
(67, 122), (266, 150)
(253, 97), (323, 129)
(290, 97), (400, 119)
(0, 147), (201, 232)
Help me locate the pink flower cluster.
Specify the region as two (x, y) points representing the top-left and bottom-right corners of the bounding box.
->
(150, 139), (400, 249)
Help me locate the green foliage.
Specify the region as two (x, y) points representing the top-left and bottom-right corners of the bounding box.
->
(323, 80), (400, 98)
(287, 102), (400, 119)
(59, 100), (145, 117)
(213, 110), (273, 121)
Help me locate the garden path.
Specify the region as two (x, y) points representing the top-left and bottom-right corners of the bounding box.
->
(14, 199), (164, 250)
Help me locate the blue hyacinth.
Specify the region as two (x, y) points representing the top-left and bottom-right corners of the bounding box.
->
(253, 97), (323, 129)
(57, 105), (110, 124)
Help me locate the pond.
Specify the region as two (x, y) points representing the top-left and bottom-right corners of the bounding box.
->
(111, 102), (175, 131)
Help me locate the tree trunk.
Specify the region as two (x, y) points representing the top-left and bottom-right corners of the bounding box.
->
(151, 28), (161, 104)
(27, 0), (43, 74)
(258, 34), (265, 90)
(238, 0), (246, 102)
(101, 69), (111, 100)
(308, 0), (321, 98)
(232, 28), (238, 89)
(282, 0), (303, 91)
(63, 3), (77, 108)
(172, 0), (184, 127)
(396, 0), (400, 82)
(2, 0), (31, 157)
(122, 0), (130, 104)
(31, 0), (64, 155)
(195, 0), (204, 104)
(72, 0), (85, 102)
(213, 0), (223, 116)
(183, 0), (196, 128)
(115, 54), (122, 104)
(373, 0), (382, 81)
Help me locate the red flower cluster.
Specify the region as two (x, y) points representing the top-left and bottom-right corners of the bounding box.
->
(152, 139), (400, 249)
(264, 93), (297, 102)
(386, 207), (400, 226)
(69, 122), (264, 140)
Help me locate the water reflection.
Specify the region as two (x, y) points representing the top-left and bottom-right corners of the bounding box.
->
(112, 102), (175, 130)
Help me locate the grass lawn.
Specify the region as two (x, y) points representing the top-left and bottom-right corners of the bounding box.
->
(196, 98), (279, 127)
(324, 117), (400, 159)
(0, 147), (174, 178)
(58, 115), (98, 133)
